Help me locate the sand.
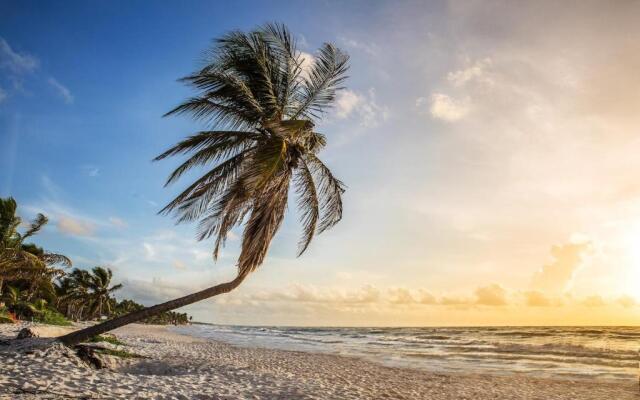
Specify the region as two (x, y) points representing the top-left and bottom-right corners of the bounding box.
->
(0, 322), (637, 399)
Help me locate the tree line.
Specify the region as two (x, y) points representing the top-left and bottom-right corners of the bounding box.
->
(0, 197), (190, 326)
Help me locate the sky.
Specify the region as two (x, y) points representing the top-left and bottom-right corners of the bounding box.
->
(2, 0), (640, 326)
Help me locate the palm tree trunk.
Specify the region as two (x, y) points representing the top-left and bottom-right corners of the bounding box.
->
(58, 271), (248, 346)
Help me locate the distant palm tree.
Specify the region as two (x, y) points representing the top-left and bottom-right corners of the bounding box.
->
(60, 23), (348, 345)
(86, 267), (122, 319)
(55, 267), (122, 320)
(55, 268), (91, 320)
(0, 197), (71, 299)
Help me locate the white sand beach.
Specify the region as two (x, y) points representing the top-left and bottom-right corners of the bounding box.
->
(0, 322), (637, 399)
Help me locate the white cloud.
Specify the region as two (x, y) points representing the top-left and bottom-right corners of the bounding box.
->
(0, 37), (38, 73)
(388, 287), (417, 304)
(524, 290), (554, 307)
(474, 284), (507, 306)
(428, 93), (471, 121)
(531, 241), (592, 294)
(81, 165), (100, 177)
(57, 215), (95, 236)
(335, 88), (389, 127)
(447, 58), (493, 87)
(143, 242), (156, 260)
(582, 295), (605, 307)
(340, 37), (378, 56)
(173, 260), (187, 270)
(335, 90), (361, 118)
(48, 77), (74, 104)
(617, 295), (637, 308)
(117, 277), (192, 306)
(298, 51), (315, 79)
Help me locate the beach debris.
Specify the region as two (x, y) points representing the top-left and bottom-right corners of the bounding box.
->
(15, 325), (76, 340)
(16, 327), (38, 339)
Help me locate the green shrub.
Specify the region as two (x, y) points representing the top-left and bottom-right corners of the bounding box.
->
(88, 334), (126, 346)
(0, 313), (13, 324)
(36, 309), (72, 326)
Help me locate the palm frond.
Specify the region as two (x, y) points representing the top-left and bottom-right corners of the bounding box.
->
(237, 172), (291, 275)
(212, 30), (281, 118)
(108, 283), (123, 293)
(42, 252), (72, 267)
(294, 159), (320, 256)
(154, 131), (259, 186)
(304, 154), (346, 233)
(159, 149), (252, 220)
(260, 23), (303, 115)
(154, 131), (259, 161)
(290, 44), (349, 120)
(22, 213), (48, 239)
(164, 97), (259, 130)
(180, 69), (264, 118)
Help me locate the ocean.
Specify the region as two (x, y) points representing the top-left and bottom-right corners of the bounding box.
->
(173, 325), (639, 381)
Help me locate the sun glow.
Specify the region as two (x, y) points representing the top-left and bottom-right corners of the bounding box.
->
(622, 224), (640, 295)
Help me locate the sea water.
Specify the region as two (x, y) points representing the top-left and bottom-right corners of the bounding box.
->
(173, 325), (639, 381)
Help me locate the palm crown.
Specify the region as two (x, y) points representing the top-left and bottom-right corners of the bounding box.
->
(0, 197), (71, 293)
(155, 23), (348, 276)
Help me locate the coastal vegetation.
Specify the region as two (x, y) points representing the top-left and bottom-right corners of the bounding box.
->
(0, 197), (190, 326)
(58, 23), (348, 345)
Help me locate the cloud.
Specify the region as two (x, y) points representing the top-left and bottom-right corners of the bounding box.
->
(109, 217), (127, 229)
(335, 90), (361, 118)
(340, 37), (378, 56)
(81, 165), (100, 177)
(524, 290), (553, 307)
(418, 290), (438, 305)
(474, 284), (507, 306)
(388, 287), (417, 304)
(47, 77), (74, 104)
(117, 277), (192, 306)
(0, 86), (6, 102)
(447, 58), (493, 87)
(0, 38), (38, 73)
(617, 295), (637, 308)
(335, 88), (389, 127)
(427, 93), (471, 122)
(173, 260), (187, 270)
(531, 241), (592, 294)
(57, 215), (95, 236)
(143, 242), (156, 260)
(298, 51), (315, 79)
(581, 295), (605, 307)
(244, 284), (382, 306)
(439, 295), (472, 306)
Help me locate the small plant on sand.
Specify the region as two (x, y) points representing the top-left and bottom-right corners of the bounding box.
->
(95, 348), (143, 359)
(88, 334), (126, 346)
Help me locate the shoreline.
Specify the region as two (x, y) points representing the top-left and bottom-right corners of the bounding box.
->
(172, 324), (638, 383)
(1, 322), (637, 399)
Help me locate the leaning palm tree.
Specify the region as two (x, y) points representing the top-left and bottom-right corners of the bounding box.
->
(59, 23), (348, 345)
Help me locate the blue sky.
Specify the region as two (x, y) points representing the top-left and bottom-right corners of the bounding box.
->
(2, 1), (640, 326)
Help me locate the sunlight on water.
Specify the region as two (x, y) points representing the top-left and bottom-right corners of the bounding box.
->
(174, 325), (639, 381)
